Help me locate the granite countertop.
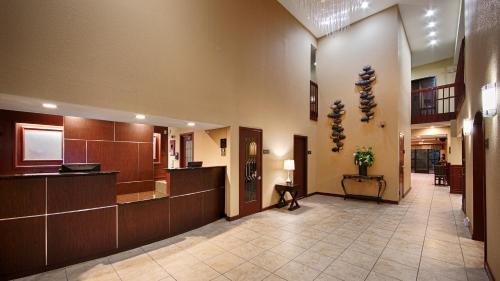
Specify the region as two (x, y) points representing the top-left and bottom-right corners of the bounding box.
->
(0, 171), (119, 179)
(116, 190), (169, 204)
(164, 166), (226, 172)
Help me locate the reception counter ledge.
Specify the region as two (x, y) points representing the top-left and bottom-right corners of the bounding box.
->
(0, 166), (226, 280)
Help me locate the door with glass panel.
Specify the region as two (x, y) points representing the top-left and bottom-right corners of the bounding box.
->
(239, 127), (262, 217)
(180, 132), (194, 168)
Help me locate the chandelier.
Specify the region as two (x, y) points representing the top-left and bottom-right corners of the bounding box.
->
(296, 0), (365, 35)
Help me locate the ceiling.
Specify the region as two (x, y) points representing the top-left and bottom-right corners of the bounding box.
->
(277, 0), (461, 66)
(0, 93), (225, 130)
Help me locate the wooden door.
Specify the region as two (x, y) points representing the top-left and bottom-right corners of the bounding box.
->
(399, 134), (405, 199)
(293, 135), (308, 198)
(180, 132), (194, 168)
(239, 127), (262, 218)
(472, 112), (485, 242)
(461, 131), (466, 212)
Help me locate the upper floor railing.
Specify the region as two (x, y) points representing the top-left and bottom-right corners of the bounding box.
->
(411, 83), (465, 124)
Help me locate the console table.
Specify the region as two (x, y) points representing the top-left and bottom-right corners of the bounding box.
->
(341, 174), (387, 203)
(275, 183), (301, 211)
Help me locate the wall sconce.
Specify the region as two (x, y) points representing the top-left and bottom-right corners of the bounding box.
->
(482, 82), (498, 117)
(463, 119), (473, 136)
(220, 138), (227, 156)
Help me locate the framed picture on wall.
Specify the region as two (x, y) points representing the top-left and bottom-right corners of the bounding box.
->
(153, 133), (161, 164)
(169, 139), (176, 156)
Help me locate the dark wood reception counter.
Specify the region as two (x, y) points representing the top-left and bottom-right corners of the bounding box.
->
(166, 166), (226, 235)
(0, 171), (118, 280)
(0, 166), (226, 280)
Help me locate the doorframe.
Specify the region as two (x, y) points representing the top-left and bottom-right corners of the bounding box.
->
(179, 132), (194, 168)
(472, 111), (486, 242)
(399, 133), (405, 199)
(461, 130), (466, 213)
(293, 135), (308, 198)
(238, 126), (263, 218)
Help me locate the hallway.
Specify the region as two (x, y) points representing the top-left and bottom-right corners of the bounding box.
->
(16, 174), (487, 281)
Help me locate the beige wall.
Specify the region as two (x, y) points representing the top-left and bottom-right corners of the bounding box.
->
(0, 0), (318, 217)
(316, 6), (411, 202)
(457, 0), (500, 277)
(398, 16), (412, 195)
(412, 58), (457, 86)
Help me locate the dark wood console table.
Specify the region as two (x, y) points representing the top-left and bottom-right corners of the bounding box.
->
(275, 183), (300, 210)
(341, 174), (387, 203)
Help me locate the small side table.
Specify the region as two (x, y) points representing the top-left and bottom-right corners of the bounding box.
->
(275, 183), (301, 211)
(341, 174), (387, 204)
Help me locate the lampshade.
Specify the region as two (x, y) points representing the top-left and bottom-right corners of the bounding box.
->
(463, 119), (473, 136)
(283, 160), (295, 171)
(482, 82), (498, 117)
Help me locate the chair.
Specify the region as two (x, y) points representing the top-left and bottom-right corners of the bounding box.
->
(434, 165), (448, 185)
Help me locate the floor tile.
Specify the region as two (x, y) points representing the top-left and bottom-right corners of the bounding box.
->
(205, 252), (246, 274)
(293, 249), (334, 271)
(250, 251), (290, 272)
(324, 260), (370, 281)
(274, 261), (321, 281)
(373, 258), (418, 281)
(224, 262), (271, 281)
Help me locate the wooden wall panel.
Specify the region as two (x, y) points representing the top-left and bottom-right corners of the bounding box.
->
(170, 194), (203, 236)
(64, 139), (86, 163)
(0, 109), (63, 175)
(47, 174), (117, 213)
(449, 165), (463, 194)
(87, 141), (115, 172)
(169, 170), (204, 196)
(0, 178), (45, 218)
(116, 181), (154, 195)
(115, 122), (153, 142)
(202, 187), (225, 225)
(138, 143), (153, 181)
(118, 198), (170, 250)
(113, 142), (139, 182)
(0, 217), (45, 280)
(64, 116), (114, 141)
(47, 207), (116, 267)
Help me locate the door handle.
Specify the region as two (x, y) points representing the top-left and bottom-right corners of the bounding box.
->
(257, 176), (262, 180)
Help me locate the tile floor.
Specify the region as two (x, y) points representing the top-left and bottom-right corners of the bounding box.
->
(16, 173), (488, 281)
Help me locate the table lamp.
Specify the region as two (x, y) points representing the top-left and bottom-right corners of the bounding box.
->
(284, 159), (295, 184)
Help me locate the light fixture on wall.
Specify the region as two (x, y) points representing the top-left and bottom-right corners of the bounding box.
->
(482, 82), (498, 117)
(463, 119), (473, 136)
(283, 160), (295, 184)
(135, 114), (146, 120)
(42, 103), (57, 109)
(187, 122), (195, 127)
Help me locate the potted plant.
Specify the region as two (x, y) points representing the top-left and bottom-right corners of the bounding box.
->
(354, 146), (375, 176)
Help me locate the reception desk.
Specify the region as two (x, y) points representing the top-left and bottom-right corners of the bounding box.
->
(166, 166), (226, 235)
(0, 167), (226, 280)
(0, 172), (118, 280)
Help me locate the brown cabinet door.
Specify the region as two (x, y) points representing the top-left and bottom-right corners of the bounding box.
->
(293, 135), (308, 198)
(239, 127), (262, 218)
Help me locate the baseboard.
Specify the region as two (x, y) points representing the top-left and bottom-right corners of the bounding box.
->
(403, 186), (412, 198)
(311, 192), (399, 204)
(485, 260), (496, 281)
(225, 214), (240, 221)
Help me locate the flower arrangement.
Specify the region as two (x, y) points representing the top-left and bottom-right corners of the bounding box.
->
(354, 146), (375, 176)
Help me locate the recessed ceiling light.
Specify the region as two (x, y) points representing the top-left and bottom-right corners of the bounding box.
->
(429, 39), (438, 46)
(361, 1), (369, 9)
(135, 114), (146, 120)
(425, 10), (435, 17)
(428, 31), (436, 37)
(427, 22), (436, 28)
(187, 122), (195, 127)
(42, 103), (57, 109)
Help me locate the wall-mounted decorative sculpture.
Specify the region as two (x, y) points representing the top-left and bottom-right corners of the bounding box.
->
(327, 100), (346, 152)
(355, 65), (377, 123)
